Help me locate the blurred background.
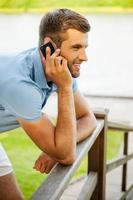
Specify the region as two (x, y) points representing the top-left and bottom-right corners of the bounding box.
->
(0, 0), (133, 121)
(0, 1), (133, 199)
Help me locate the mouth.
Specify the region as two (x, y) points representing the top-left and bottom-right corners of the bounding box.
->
(73, 63), (81, 70)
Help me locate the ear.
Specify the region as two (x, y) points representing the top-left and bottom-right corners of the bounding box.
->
(43, 37), (52, 44)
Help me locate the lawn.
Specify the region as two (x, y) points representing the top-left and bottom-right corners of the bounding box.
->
(0, 0), (132, 8)
(0, 127), (123, 200)
(0, 0), (133, 13)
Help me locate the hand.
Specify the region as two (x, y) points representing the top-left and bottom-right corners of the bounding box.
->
(41, 47), (72, 89)
(33, 152), (57, 174)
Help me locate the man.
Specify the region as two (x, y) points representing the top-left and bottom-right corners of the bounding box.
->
(0, 9), (96, 199)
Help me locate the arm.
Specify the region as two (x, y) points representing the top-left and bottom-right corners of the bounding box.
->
(74, 90), (97, 143)
(17, 48), (77, 164)
(33, 90), (97, 172)
(57, 90), (96, 164)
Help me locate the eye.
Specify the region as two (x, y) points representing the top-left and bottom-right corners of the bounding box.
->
(73, 47), (79, 51)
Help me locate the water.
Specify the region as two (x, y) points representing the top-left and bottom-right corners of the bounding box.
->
(0, 13), (133, 121)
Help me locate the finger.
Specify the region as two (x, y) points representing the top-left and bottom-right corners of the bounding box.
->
(54, 56), (62, 67)
(42, 56), (46, 64)
(44, 165), (51, 174)
(46, 47), (51, 59)
(62, 58), (67, 67)
(51, 49), (60, 58)
(33, 160), (42, 171)
(46, 48), (60, 68)
(45, 161), (57, 174)
(40, 163), (47, 173)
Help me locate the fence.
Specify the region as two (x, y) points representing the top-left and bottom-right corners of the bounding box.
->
(31, 109), (133, 200)
(107, 120), (133, 199)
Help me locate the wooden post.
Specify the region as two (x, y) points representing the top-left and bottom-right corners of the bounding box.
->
(88, 110), (108, 200)
(122, 131), (129, 191)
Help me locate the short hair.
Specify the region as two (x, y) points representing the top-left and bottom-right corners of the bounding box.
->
(39, 9), (91, 47)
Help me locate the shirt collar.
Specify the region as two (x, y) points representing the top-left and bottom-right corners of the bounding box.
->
(31, 48), (50, 90)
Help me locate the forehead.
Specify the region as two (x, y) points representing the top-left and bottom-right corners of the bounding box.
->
(62, 29), (88, 46)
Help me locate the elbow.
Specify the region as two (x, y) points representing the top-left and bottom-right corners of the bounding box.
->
(86, 113), (97, 137)
(92, 117), (97, 131)
(54, 135), (77, 161)
(56, 146), (77, 165)
(59, 153), (76, 166)
(90, 113), (97, 133)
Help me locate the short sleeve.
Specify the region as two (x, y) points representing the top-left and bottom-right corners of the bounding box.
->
(72, 78), (78, 92)
(1, 79), (43, 121)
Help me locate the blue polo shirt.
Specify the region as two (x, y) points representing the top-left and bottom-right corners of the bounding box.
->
(0, 48), (78, 133)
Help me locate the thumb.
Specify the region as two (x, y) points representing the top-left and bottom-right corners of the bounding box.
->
(62, 58), (68, 69)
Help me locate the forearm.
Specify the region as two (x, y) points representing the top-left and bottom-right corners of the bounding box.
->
(55, 112), (96, 165)
(76, 112), (97, 143)
(54, 87), (77, 160)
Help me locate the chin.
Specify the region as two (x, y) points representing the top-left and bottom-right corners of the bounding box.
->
(71, 73), (80, 78)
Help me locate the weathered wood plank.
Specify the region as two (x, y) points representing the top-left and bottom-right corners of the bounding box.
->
(120, 183), (133, 200)
(126, 185), (133, 199)
(31, 120), (104, 200)
(108, 121), (133, 132)
(84, 93), (133, 100)
(107, 153), (133, 173)
(93, 108), (109, 119)
(77, 172), (98, 200)
(122, 132), (128, 191)
(88, 110), (108, 200)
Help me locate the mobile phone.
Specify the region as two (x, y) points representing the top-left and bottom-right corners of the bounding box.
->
(40, 42), (55, 59)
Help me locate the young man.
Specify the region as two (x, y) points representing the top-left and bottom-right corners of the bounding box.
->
(0, 9), (96, 199)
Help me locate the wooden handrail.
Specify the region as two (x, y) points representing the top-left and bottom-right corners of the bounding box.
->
(106, 153), (133, 173)
(93, 108), (109, 119)
(84, 93), (133, 100)
(77, 171), (98, 200)
(120, 184), (133, 200)
(107, 119), (133, 198)
(31, 119), (105, 200)
(31, 107), (133, 199)
(88, 109), (108, 200)
(108, 121), (133, 132)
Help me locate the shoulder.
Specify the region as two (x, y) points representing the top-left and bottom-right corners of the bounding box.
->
(0, 78), (43, 121)
(0, 48), (37, 92)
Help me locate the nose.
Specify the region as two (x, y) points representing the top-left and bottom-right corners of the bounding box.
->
(78, 50), (88, 62)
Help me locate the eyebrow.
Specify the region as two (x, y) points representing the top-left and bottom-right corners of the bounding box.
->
(71, 44), (88, 48)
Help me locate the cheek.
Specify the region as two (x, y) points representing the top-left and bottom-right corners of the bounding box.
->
(65, 52), (78, 62)
(61, 52), (73, 62)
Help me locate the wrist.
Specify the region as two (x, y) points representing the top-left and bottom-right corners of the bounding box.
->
(57, 85), (73, 92)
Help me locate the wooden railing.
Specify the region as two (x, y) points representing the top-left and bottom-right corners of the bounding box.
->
(31, 109), (108, 200)
(107, 121), (133, 199)
(31, 109), (133, 200)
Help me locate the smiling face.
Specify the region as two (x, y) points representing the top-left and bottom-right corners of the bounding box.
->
(60, 29), (88, 78)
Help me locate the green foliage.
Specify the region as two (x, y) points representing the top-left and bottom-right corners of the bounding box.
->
(0, 0), (133, 9)
(0, 128), (123, 199)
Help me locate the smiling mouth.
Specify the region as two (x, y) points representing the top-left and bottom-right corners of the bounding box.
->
(73, 63), (81, 70)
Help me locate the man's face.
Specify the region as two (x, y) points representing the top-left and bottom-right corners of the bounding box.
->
(60, 29), (88, 78)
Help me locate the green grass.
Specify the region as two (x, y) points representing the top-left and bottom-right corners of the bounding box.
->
(0, 0), (133, 13)
(0, 0), (132, 8)
(0, 129), (44, 199)
(0, 128), (123, 199)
